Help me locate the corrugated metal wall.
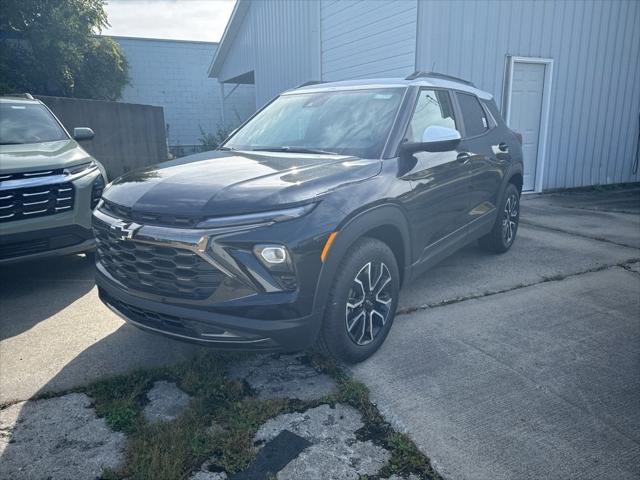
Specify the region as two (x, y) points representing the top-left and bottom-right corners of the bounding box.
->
(213, 0), (639, 189)
(416, 0), (640, 189)
(218, 0), (320, 108)
(320, 0), (417, 80)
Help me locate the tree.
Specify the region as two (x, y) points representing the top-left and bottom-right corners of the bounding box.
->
(0, 0), (128, 100)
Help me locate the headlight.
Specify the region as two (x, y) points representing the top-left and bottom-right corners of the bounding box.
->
(196, 203), (317, 229)
(64, 160), (98, 176)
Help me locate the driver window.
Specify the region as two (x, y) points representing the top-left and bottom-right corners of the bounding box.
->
(405, 89), (457, 142)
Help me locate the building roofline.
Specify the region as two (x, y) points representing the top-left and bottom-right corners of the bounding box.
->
(103, 35), (218, 46)
(208, 0), (250, 78)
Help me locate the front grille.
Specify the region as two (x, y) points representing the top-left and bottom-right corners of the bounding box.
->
(101, 199), (198, 227)
(0, 168), (64, 182)
(0, 182), (75, 223)
(101, 291), (225, 338)
(94, 218), (223, 300)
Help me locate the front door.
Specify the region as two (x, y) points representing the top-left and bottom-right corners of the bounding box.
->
(507, 60), (549, 191)
(399, 88), (473, 263)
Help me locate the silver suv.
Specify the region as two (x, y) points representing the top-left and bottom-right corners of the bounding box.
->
(0, 95), (107, 264)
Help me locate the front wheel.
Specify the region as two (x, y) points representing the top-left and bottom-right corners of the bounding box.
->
(315, 237), (399, 363)
(479, 183), (520, 253)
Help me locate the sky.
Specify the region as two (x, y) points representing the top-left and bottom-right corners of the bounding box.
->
(103, 0), (236, 42)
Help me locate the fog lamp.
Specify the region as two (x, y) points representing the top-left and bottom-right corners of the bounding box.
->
(257, 245), (287, 264)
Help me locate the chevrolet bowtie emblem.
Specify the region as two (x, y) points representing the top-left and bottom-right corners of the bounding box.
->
(110, 221), (140, 241)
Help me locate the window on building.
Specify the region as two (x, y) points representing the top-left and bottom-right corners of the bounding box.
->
(457, 93), (489, 137)
(405, 89), (457, 142)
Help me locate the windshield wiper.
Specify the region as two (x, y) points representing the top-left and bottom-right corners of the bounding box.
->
(218, 146), (236, 151)
(0, 142), (24, 145)
(250, 146), (339, 155)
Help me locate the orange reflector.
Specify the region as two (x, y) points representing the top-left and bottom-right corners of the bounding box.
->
(321, 231), (338, 262)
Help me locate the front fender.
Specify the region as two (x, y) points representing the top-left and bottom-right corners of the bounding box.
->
(311, 203), (411, 315)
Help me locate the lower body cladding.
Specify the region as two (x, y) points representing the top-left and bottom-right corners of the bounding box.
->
(92, 207), (328, 350)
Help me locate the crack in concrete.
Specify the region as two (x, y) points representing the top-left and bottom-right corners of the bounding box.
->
(520, 220), (640, 249)
(396, 259), (640, 316)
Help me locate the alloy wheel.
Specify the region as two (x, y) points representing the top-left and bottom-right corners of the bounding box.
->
(502, 192), (519, 246)
(345, 261), (393, 346)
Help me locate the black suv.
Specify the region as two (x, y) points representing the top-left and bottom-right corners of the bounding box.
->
(94, 72), (523, 363)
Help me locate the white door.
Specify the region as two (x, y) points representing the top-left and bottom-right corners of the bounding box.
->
(508, 62), (547, 191)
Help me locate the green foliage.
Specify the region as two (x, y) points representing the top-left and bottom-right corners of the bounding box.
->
(199, 125), (232, 152)
(0, 0), (128, 100)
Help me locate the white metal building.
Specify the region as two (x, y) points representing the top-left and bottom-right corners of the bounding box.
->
(209, 0), (640, 192)
(112, 36), (255, 154)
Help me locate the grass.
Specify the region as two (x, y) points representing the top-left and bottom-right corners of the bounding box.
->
(74, 351), (441, 480)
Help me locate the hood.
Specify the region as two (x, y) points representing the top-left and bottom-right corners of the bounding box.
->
(103, 150), (381, 218)
(0, 139), (92, 173)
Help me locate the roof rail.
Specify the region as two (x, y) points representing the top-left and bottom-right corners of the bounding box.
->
(295, 80), (324, 88)
(405, 71), (475, 87)
(2, 93), (35, 100)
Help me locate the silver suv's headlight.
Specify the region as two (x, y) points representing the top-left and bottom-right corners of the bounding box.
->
(195, 203), (316, 229)
(64, 160), (98, 176)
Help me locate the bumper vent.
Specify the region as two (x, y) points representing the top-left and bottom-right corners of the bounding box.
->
(0, 182), (75, 223)
(93, 218), (223, 300)
(91, 175), (105, 209)
(100, 290), (227, 339)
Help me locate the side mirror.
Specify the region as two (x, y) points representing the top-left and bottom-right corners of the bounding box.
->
(73, 127), (95, 141)
(401, 126), (461, 153)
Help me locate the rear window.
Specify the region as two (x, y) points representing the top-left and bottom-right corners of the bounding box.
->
(457, 93), (489, 137)
(0, 103), (68, 145)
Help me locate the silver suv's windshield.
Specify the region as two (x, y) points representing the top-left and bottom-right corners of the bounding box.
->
(0, 102), (68, 145)
(224, 88), (405, 158)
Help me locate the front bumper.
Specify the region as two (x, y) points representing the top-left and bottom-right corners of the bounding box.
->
(92, 206), (329, 350)
(97, 268), (320, 350)
(0, 224), (94, 265)
(0, 167), (104, 264)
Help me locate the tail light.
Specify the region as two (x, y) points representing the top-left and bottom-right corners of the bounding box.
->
(514, 131), (523, 145)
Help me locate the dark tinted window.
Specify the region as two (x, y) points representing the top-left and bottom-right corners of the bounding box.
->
(457, 93), (488, 137)
(0, 102), (68, 145)
(483, 99), (504, 126)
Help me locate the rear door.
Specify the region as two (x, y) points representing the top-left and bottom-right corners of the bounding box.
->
(400, 88), (474, 261)
(454, 92), (505, 227)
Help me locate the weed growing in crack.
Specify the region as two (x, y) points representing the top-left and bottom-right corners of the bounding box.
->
(67, 351), (442, 479)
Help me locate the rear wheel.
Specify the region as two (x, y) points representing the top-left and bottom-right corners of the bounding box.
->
(479, 183), (520, 253)
(316, 237), (399, 363)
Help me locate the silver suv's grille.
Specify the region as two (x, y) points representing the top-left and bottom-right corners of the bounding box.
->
(93, 217), (224, 300)
(0, 181), (75, 223)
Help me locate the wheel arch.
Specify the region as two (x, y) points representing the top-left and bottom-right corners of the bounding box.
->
(312, 203), (411, 314)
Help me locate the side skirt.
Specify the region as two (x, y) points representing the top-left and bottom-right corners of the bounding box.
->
(407, 210), (497, 282)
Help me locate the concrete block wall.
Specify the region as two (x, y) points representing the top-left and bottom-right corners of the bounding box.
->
(112, 37), (223, 149)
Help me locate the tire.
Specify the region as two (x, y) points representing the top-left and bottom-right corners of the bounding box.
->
(315, 237), (400, 363)
(478, 183), (520, 253)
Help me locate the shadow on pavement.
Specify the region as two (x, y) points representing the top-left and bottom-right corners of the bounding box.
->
(0, 255), (95, 341)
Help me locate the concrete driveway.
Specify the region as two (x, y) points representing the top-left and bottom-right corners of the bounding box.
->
(1, 187), (639, 479)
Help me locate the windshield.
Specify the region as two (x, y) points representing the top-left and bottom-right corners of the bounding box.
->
(224, 88), (405, 158)
(0, 102), (68, 145)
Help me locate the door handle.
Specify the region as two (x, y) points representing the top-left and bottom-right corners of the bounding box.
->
(457, 152), (471, 162)
(498, 142), (509, 152)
